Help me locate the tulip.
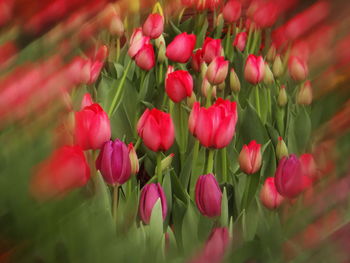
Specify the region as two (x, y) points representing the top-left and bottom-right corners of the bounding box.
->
(276, 136), (288, 160)
(96, 139), (131, 185)
(195, 174), (222, 217)
(233, 32), (247, 52)
(165, 70), (193, 103)
(166, 32), (196, 63)
(191, 49), (204, 72)
(74, 103), (111, 150)
(201, 77), (216, 98)
(87, 45), (108, 84)
(139, 183), (167, 224)
(260, 177), (284, 210)
(128, 143), (139, 175)
(157, 42), (166, 63)
(202, 37), (223, 63)
(81, 93), (93, 109)
(128, 28), (150, 58)
(272, 55), (283, 78)
(30, 145), (90, 201)
(238, 140), (262, 174)
(155, 34), (165, 49)
(134, 43), (155, 71)
(297, 80), (313, 105)
(206, 56), (229, 85)
(160, 153), (175, 172)
(274, 154), (304, 198)
(230, 68), (240, 93)
(201, 62), (208, 79)
(278, 85), (288, 107)
(222, 0), (242, 23)
(142, 13), (164, 39)
(109, 15), (124, 37)
(252, 2), (278, 28)
(244, 54), (265, 84)
(264, 63), (274, 85)
(189, 98), (238, 149)
(187, 91), (197, 108)
(300, 153), (317, 190)
(266, 45), (276, 62)
(288, 56), (308, 81)
(137, 108), (175, 152)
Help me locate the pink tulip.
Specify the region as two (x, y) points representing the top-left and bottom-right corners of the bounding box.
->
(288, 56), (308, 81)
(189, 98), (238, 149)
(222, 0), (242, 23)
(88, 45), (108, 84)
(233, 32), (247, 52)
(206, 56), (229, 85)
(128, 28), (150, 58)
(165, 70), (193, 103)
(142, 13), (164, 39)
(191, 48), (204, 72)
(137, 108), (175, 152)
(166, 32), (196, 63)
(238, 140), (262, 174)
(202, 37), (222, 64)
(244, 54), (265, 84)
(80, 93), (93, 109)
(74, 103), (111, 150)
(139, 183), (167, 224)
(135, 43), (155, 71)
(260, 177), (284, 210)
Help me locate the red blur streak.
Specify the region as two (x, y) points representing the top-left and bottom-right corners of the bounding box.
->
(0, 0), (14, 27)
(0, 41), (17, 70)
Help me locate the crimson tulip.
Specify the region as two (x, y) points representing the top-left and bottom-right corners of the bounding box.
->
(191, 48), (204, 72)
(260, 177), (284, 210)
(95, 139), (131, 185)
(195, 174), (222, 217)
(142, 13), (164, 39)
(137, 108), (175, 152)
(166, 32), (196, 63)
(189, 98), (237, 149)
(74, 103), (111, 150)
(244, 54), (265, 84)
(238, 140), (262, 174)
(202, 37), (222, 64)
(165, 70), (193, 103)
(222, 0), (242, 23)
(139, 183), (167, 224)
(233, 32), (247, 52)
(206, 56), (229, 85)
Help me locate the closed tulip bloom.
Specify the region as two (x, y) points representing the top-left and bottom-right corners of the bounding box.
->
(139, 183), (167, 224)
(233, 32), (247, 52)
(230, 68), (240, 93)
(128, 28), (150, 58)
(142, 13), (164, 39)
(166, 32), (196, 63)
(30, 146), (90, 201)
(222, 0), (242, 23)
(264, 63), (274, 85)
(74, 103), (111, 150)
(244, 54), (265, 84)
(191, 48), (204, 72)
(274, 154), (304, 199)
(297, 80), (313, 105)
(238, 140), (262, 174)
(128, 143), (139, 175)
(201, 77), (216, 98)
(276, 136), (288, 160)
(278, 85), (288, 107)
(272, 55), (283, 78)
(260, 177), (284, 210)
(202, 37), (222, 63)
(206, 56), (229, 85)
(135, 43), (155, 71)
(252, 2), (278, 28)
(195, 174), (222, 217)
(137, 108), (175, 152)
(80, 93), (93, 109)
(189, 98), (238, 149)
(96, 139), (131, 185)
(288, 56), (308, 81)
(109, 15), (124, 37)
(88, 45), (108, 84)
(165, 70), (193, 103)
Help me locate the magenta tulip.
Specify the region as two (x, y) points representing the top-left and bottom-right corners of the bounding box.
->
(166, 32), (196, 63)
(165, 70), (193, 103)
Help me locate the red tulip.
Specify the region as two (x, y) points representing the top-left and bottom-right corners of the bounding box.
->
(189, 98), (238, 149)
(88, 45), (108, 84)
(142, 13), (164, 39)
(134, 43), (155, 71)
(202, 37), (222, 64)
(137, 108), (175, 152)
(30, 145), (90, 201)
(128, 28), (150, 58)
(260, 177), (284, 210)
(166, 32), (196, 63)
(139, 183), (167, 224)
(191, 48), (204, 72)
(238, 140), (262, 174)
(233, 32), (247, 52)
(244, 54), (265, 84)
(288, 56), (308, 81)
(206, 56), (229, 85)
(195, 174), (222, 217)
(252, 1), (279, 28)
(222, 0), (242, 23)
(165, 70), (193, 103)
(74, 103), (111, 150)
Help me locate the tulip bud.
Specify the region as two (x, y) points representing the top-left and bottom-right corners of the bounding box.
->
(142, 13), (164, 39)
(187, 91), (197, 108)
(264, 63), (274, 85)
(201, 77), (217, 98)
(206, 56), (229, 85)
(165, 70), (193, 103)
(128, 143), (139, 174)
(238, 140), (262, 174)
(166, 32), (196, 63)
(272, 55), (283, 78)
(96, 139), (132, 185)
(278, 85), (288, 107)
(81, 93), (93, 109)
(244, 54), (265, 84)
(288, 56), (308, 82)
(109, 15), (124, 37)
(260, 177), (284, 210)
(155, 34), (165, 49)
(216, 13), (224, 28)
(139, 183), (167, 224)
(276, 136), (288, 160)
(218, 82), (225, 91)
(157, 42), (166, 63)
(222, 0), (242, 23)
(191, 48), (204, 72)
(230, 68), (240, 93)
(135, 43), (156, 71)
(195, 174), (222, 217)
(266, 45), (276, 62)
(297, 80), (313, 105)
(161, 153), (174, 172)
(233, 32), (247, 52)
(201, 62), (208, 79)
(202, 37), (223, 64)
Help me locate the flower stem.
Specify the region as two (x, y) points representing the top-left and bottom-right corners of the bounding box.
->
(225, 24), (232, 56)
(190, 140), (200, 197)
(206, 85), (213, 107)
(116, 37), (120, 63)
(156, 152), (163, 185)
(108, 60), (132, 117)
(134, 136), (141, 151)
(255, 85), (261, 118)
(112, 184), (119, 222)
(221, 148), (227, 183)
(206, 149), (215, 174)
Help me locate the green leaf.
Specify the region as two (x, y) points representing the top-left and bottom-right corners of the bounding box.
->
(162, 171), (172, 225)
(181, 202), (199, 254)
(169, 20), (182, 35)
(242, 200), (259, 241)
(149, 199), (164, 248)
(293, 107), (311, 153)
(196, 18), (209, 48)
(170, 170), (190, 204)
(220, 187), (229, 227)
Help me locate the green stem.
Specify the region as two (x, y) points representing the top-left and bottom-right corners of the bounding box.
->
(156, 152), (163, 184)
(177, 103), (185, 168)
(206, 149), (215, 174)
(206, 85), (213, 107)
(116, 37), (120, 63)
(225, 24), (232, 56)
(255, 85), (261, 118)
(245, 26), (254, 56)
(267, 87), (272, 122)
(250, 29), (260, 54)
(158, 63), (163, 85)
(108, 60), (132, 117)
(190, 140), (200, 197)
(134, 136), (141, 151)
(242, 176), (252, 210)
(112, 184), (119, 221)
(221, 148), (227, 183)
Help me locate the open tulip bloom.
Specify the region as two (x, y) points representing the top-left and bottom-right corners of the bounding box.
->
(5, 1), (350, 262)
